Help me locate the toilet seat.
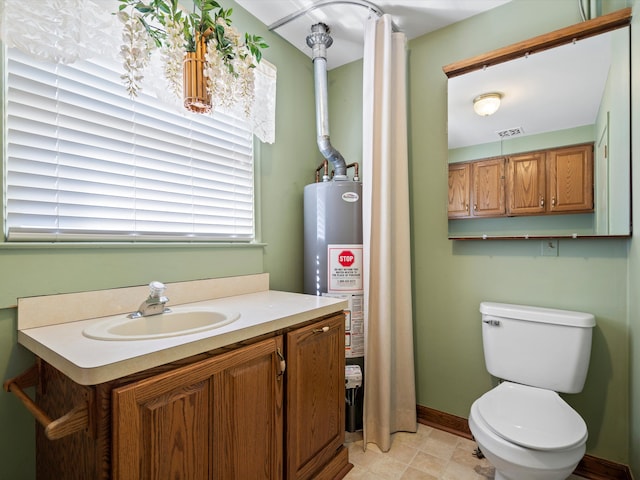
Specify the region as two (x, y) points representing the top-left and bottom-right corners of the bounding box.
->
(476, 382), (588, 451)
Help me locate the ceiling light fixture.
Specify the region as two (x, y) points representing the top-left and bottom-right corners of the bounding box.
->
(473, 92), (502, 116)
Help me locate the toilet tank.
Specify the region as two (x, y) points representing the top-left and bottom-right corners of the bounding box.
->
(479, 302), (595, 394)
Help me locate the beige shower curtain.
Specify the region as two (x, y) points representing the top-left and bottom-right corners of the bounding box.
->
(362, 14), (417, 452)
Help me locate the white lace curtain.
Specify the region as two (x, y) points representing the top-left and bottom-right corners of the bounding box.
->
(0, 0), (276, 143)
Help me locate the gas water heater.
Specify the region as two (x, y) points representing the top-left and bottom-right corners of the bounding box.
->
(303, 178), (363, 296)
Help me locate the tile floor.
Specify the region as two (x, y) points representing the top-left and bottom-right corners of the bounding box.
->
(343, 424), (584, 480)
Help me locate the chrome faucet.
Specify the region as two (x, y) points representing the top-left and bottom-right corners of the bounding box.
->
(128, 281), (171, 318)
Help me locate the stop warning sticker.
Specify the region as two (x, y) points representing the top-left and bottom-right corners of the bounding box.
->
(327, 244), (363, 293)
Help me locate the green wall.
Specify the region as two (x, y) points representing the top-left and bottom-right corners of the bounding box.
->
(406, 0), (633, 467)
(0, 1), (321, 478)
(329, 0), (634, 468)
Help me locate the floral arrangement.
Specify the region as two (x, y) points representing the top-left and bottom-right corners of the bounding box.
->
(117, 0), (268, 114)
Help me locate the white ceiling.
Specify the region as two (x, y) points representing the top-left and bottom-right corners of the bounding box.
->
(235, 0), (512, 70)
(235, 0), (616, 149)
(448, 31), (614, 149)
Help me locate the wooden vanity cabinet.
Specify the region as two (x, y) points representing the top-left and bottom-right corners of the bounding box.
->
(448, 144), (593, 219)
(32, 313), (349, 480)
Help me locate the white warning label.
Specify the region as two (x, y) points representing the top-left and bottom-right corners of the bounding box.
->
(327, 244), (363, 293)
(323, 293), (365, 358)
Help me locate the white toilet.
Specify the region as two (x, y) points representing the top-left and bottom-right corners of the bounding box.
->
(469, 302), (595, 480)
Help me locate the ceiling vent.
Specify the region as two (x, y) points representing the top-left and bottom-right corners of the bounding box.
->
(496, 127), (524, 138)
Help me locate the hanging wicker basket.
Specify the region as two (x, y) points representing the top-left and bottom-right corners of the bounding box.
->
(183, 34), (211, 113)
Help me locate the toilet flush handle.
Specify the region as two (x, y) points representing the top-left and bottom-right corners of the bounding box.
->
(482, 319), (501, 326)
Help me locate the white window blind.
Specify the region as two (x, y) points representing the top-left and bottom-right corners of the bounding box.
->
(4, 47), (255, 242)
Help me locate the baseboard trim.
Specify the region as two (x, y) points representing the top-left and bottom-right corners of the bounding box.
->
(416, 405), (633, 480)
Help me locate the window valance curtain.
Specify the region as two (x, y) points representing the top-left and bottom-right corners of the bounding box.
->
(0, 0), (276, 143)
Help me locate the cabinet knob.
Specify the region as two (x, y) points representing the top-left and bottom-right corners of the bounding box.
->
(465, 203), (469, 211)
(473, 204), (477, 211)
(551, 197), (556, 207)
(539, 197), (545, 207)
(313, 326), (330, 334)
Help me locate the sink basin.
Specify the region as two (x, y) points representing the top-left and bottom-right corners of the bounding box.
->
(83, 308), (241, 341)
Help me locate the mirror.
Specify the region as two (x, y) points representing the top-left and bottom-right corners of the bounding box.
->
(445, 10), (631, 239)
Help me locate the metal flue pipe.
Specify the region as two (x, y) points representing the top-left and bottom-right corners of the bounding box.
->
(306, 23), (348, 179)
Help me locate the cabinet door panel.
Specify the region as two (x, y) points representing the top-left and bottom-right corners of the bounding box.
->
(448, 163), (471, 218)
(142, 381), (211, 479)
(472, 158), (505, 217)
(113, 368), (213, 480)
(213, 337), (283, 479)
(548, 144), (593, 213)
(286, 315), (345, 480)
(507, 151), (546, 215)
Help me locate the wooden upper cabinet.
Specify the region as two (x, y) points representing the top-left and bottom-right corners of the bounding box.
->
(446, 158), (506, 219)
(448, 163), (471, 218)
(547, 144), (593, 213)
(507, 151), (546, 215)
(472, 157), (505, 217)
(448, 144), (594, 220)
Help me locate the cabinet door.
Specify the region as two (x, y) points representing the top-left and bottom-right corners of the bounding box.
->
(448, 163), (471, 218)
(507, 151), (546, 215)
(213, 336), (284, 479)
(113, 336), (283, 480)
(286, 314), (345, 480)
(547, 144), (594, 213)
(472, 158), (505, 217)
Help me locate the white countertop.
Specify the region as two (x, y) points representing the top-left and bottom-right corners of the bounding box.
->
(19, 290), (347, 385)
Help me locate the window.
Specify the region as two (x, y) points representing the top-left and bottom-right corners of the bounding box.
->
(4, 47), (255, 242)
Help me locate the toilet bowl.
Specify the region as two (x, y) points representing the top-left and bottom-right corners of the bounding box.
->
(469, 382), (587, 480)
(471, 302), (595, 480)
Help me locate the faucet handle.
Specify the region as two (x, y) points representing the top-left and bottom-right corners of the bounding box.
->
(148, 281), (166, 298)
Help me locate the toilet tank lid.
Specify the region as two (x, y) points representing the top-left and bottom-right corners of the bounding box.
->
(480, 302), (595, 328)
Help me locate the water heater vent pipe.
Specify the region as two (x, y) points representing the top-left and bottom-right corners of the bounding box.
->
(306, 23), (348, 180)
